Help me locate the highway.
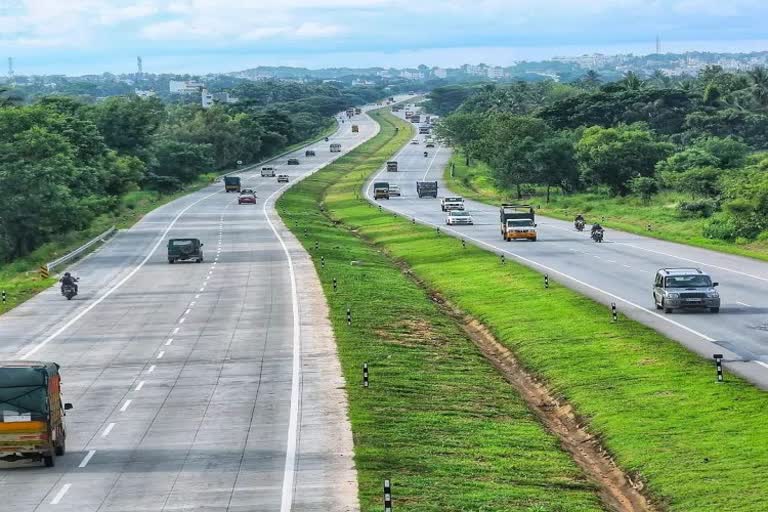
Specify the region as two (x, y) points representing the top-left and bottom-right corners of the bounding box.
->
(0, 104), (386, 511)
(367, 108), (768, 389)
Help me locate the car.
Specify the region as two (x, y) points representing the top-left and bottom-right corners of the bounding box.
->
(305, 150), (316, 157)
(238, 190), (256, 204)
(261, 166), (275, 177)
(389, 184), (401, 197)
(446, 210), (474, 225)
(426, 141), (435, 148)
(441, 196), (465, 211)
(167, 238), (204, 264)
(287, 158), (300, 165)
(410, 139), (419, 145)
(277, 174), (289, 183)
(653, 268), (720, 313)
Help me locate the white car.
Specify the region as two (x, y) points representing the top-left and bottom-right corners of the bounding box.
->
(446, 210), (474, 225)
(441, 197), (465, 212)
(410, 139), (419, 145)
(389, 184), (401, 197)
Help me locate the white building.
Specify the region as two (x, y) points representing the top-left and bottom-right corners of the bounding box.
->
(201, 89), (214, 109)
(212, 91), (239, 104)
(433, 67), (448, 79)
(170, 80), (205, 94)
(134, 89), (156, 98)
(487, 66), (505, 79)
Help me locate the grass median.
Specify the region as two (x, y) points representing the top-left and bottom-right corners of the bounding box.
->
(446, 152), (768, 261)
(283, 110), (768, 512)
(277, 110), (604, 511)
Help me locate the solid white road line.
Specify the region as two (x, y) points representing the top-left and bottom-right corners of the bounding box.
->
(119, 400), (132, 412)
(19, 188), (223, 360)
(737, 301), (752, 307)
(50, 484), (71, 505)
(757, 361), (768, 369)
(78, 450), (96, 468)
(101, 423), (115, 438)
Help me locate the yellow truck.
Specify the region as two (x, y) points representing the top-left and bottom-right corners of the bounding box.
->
(0, 361), (72, 467)
(500, 204), (537, 241)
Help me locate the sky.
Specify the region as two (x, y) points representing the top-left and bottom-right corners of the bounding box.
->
(3, 0), (768, 75)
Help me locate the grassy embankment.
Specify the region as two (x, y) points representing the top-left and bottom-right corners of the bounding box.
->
(446, 152), (768, 261)
(281, 110), (768, 511)
(277, 110), (604, 511)
(0, 119), (338, 316)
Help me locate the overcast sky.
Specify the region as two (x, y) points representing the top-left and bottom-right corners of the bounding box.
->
(3, 0), (768, 75)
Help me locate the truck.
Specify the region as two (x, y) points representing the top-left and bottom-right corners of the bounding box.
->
(388, 96), (395, 102)
(330, 143), (342, 153)
(405, 111), (413, 119)
(500, 204), (537, 241)
(0, 361), (73, 467)
(261, 166), (275, 177)
(441, 197), (464, 211)
(411, 114), (421, 123)
(346, 108), (355, 117)
(419, 126), (430, 135)
(416, 181), (438, 198)
(352, 124), (359, 133)
(373, 182), (390, 200)
(224, 176), (241, 193)
(355, 108), (362, 115)
(386, 161), (398, 172)
(168, 238), (204, 263)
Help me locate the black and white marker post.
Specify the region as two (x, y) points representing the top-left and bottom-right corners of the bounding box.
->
(333, 278), (337, 291)
(347, 307), (352, 326)
(544, 274), (549, 289)
(714, 354), (724, 383)
(611, 302), (618, 322)
(363, 363), (369, 388)
(384, 479), (392, 512)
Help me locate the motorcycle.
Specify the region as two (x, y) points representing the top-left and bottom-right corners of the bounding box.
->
(61, 280), (78, 300)
(424, 151), (428, 158)
(591, 229), (604, 243)
(575, 219), (585, 232)
(325, 137), (329, 142)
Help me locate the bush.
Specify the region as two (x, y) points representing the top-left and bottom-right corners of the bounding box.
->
(678, 198), (718, 218)
(703, 216), (739, 240)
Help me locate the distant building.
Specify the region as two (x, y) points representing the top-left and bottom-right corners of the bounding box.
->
(201, 89), (214, 109)
(212, 91), (239, 104)
(134, 89), (156, 98)
(170, 80), (205, 94)
(487, 66), (505, 79)
(433, 67), (448, 79)
(351, 78), (376, 87)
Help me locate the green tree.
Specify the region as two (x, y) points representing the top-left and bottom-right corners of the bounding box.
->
(91, 96), (165, 155)
(629, 176), (659, 203)
(576, 124), (674, 195)
(531, 134), (579, 202)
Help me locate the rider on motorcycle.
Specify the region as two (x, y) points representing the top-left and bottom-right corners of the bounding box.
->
(591, 222), (603, 235)
(574, 214), (585, 229)
(575, 214), (585, 223)
(60, 272), (78, 294)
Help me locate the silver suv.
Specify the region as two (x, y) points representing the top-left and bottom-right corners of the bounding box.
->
(653, 268), (720, 313)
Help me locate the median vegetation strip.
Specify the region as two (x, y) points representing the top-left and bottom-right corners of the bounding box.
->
(277, 110), (606, 511)
(287, 109), (768, 512)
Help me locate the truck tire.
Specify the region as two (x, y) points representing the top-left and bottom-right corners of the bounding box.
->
(55, 436), (66, 456)
(43, 455), (55, 467)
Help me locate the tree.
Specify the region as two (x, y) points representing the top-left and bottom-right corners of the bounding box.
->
(576, 124), (674, 195)
(748, 66), (768, 107)
(434, 112), (487, 165)
(91, 96), (165, 156)
(629, 176), (659, 203)
(531, 134), (579, 202)
(618, 71), (645, 91)
(581, 70), (601, 88)
(150, 139), (214, 183)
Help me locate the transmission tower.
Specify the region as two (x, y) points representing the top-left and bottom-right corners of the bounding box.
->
(655, 34), (661, 55)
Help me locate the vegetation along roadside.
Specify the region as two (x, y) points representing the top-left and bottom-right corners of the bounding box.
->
(281, 109), (768, 512)
(277, 110), (612, 511)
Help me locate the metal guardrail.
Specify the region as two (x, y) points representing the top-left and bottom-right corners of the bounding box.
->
(46, 226), (117, 273)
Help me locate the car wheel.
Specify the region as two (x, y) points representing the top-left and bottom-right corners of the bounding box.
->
(654, 295), (662, 310)
(662, 300), (673, 314)
(710, 307), (720, 313)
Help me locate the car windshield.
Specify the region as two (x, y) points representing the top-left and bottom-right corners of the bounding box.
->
(451, 211), (470, 217)
(171, 240), (194, 247)
(665, 275), (713, 288)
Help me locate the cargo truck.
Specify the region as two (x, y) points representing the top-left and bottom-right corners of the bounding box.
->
(500, 204), (537, 241)
(373, 182), (390, 200)
(419, 126), (430, 134)
(386, 161), (398, 172)
(355, 108), (362, 115)
(0, 361), (73, 467)
(352, 125), (359, 133)
(411, 114), (421, 123)
(261, 166), (275, 177)
(416, 181), (438, 198)
(224, 176), (241, 192)
(330, 143), (342, 153)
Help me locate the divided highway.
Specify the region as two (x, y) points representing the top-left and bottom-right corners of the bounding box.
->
(368, 109), (768, 389)
(0, 104), (386, 511)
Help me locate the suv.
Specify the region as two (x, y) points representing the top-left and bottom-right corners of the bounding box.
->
(168, 238), (204, 264)
(287, 158), (300, 165)
(653, 268), (720, 313)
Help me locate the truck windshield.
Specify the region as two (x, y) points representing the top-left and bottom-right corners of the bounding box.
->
(665, 275), (712, 288)
(509, 220), (534, 227)
(446, 198), (462, 202)
(171, 240), (194, 247)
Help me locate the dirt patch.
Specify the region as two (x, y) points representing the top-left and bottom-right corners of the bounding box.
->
(375, 318), (446, 347)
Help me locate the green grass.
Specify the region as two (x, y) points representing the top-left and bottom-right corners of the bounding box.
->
(284, 110), (768, 512)
(0, 119), (339, 316)
(277, 110), (604, 512)
(446, 152), (768, 261)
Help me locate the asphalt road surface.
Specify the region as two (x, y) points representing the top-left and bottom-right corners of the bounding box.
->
(367, 109), (768, 389)
(0, 101), (391, 511)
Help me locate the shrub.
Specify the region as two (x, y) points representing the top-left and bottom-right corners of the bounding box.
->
(678, 198), (718, 218)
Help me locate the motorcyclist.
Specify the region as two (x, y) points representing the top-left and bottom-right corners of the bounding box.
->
(575, 214), (585, 223)
(60, 272), (78, 294)
(424, 151), (428, 157)
(591, 222), (603, 235)
(574, 214), (585, 230)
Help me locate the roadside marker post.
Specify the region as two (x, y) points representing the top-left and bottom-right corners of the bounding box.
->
(347, 307), (352, 326)
(462, 239), (466, 249)
(1, 290), (5, 304)
(544, 274), (549, 288)
(379, 205), (382, 212)
(363, 363), (369, 387)
(500, 254), (505, 265)
(714, 354), (724, 383)
(321, 256), (325, 268)
(436, 227), (440, 235)
(611, 303), (618, 322)
(384, 480), (392, 512)
(39, 265), (49, 279)
(412, 218), (415, 224)
(333, 278), (337, 291)
(314, 241), (319, 251)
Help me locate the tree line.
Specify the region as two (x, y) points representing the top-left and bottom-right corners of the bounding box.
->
(0, 81), (395, 262)
(434, 66), (768, 241)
